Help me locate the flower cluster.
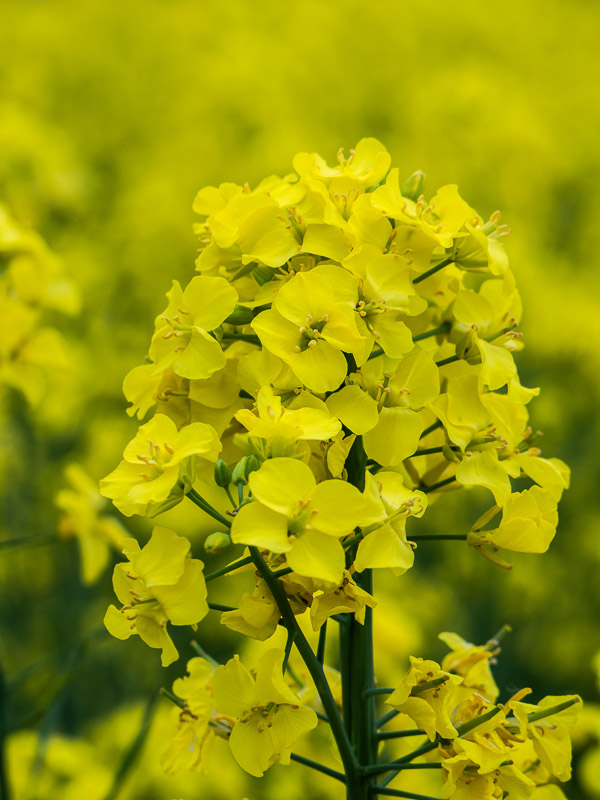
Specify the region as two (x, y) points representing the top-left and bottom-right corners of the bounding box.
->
(98, 140), (576, 794)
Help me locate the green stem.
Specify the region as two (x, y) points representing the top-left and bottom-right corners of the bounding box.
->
(249, 548), (358, 784)
(377, 730), (425, 741)
(412, 323), (451, 342)
(368, 346), (385, 361)
(419, 420), (443, 439)
(486, 624), (512, 650)
(189, 640), (219, 667)
(289, 753), (345, 783)
(205, 555), (253, 582)
(283, 629), (296, 673)
(342, 531), (364, 550)
(408, 534), (467, 542)
(363, 762), (442, 775)
(207, 602), (236, 612)
(224, 485), (237, 508)
(421, 476), (457, 494)
(374, 788), (444, 800)
(526, 698), (579, 723)
(435, 354), (460, 368)
(407, 446), (457, 457)
(221, 332), (261, 345)
(317, 621), (327, 665)
(377, 709), (400, 728)
(413, 256), (454, 285)
(187, 489), (232, 528)
(364, 687), (394, 697)
(159, 688), (185, 709)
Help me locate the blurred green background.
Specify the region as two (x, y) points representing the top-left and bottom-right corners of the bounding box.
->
(1, 0), (599, 798)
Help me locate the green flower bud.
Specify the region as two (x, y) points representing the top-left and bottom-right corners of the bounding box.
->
(204, 531), (231, 555)
(224, 305), (254, 326)
(231, 457), (249, 485)
(245, 454), (260, 479)
(214, 459), (231, 487)
(401, 170), (425, 202)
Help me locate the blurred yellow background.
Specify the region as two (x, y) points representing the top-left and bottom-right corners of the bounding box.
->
(1, 1), (599, 798)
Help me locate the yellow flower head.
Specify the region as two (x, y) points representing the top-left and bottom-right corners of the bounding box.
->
(386, 656), (463, 741)
(99, 413), (221, 516)
(230, 457), (383, 583)
(234, 385), (341, 459)
(149, 275), (238, 380)
(104, 527), (208, 666)
(212, 649), (317, 777)
(161, 657), (218, 775)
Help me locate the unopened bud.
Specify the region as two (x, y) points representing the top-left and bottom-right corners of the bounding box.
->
(204, 531), (231, 555)
(246, 455), (260, 479)
(231, 457), (249, 485)
(224, 305), (254, 326)
(214, 459), (231, 487)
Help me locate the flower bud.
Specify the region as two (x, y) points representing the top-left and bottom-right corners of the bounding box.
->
(214, 459), (231, 487)
(245, 454), (260, 479)
(224, 305), (254, 326)
(231, 457), (249, 485)
(401, 170), (425, 202)
(204, 531), (231, 555)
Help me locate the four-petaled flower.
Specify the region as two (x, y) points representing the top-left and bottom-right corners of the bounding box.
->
(99, 413), (221, 516)
(212, 649), (317, 777)
(104, 527), (209, 666)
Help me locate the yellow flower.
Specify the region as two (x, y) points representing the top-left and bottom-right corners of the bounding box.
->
(104, 527), (209, 666)
(485, 486), (558, 554)
(509, 695), (582, 782)
(386, 656), (463, 741)
(221, 576), (311, 641)
(439, 632), (499, 705)
(441, 752), (534, 800)
(309, 570), (377, 630)
(361, 351), (440, 465)
(293, 137), (391, 193)
(354, 471), (426, 574)
(251, 265), (365, 393)
(56, 464), (128, 584)
(451, 279), (521, 390)
(230, 457), (383, 583)
(99, 413), (221, 517)
(149, 275), (238, 380)
(431, 375), (491, 450)
(234, 385), (341, 459)
(212, 649), (317, 777)
(161, 657), (218, 774)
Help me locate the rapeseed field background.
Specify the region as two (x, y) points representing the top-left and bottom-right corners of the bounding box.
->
(1, 1), (599, 798)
